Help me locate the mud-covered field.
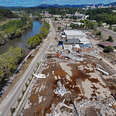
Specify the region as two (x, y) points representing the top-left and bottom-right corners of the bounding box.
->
(22, 56), (116, 116)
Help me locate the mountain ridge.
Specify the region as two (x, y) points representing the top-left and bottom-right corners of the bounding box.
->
(0, 2), (116, 8)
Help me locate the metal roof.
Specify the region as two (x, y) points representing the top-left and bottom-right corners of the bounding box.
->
(63, 39), (80, 44)
(80, 43), (92, 48)
(64, 30), (86, 36)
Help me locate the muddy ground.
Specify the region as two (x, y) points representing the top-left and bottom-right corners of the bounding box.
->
(22, 56), (116, 116)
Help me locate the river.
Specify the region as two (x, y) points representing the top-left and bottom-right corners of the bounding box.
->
(0, 20), (41, 54)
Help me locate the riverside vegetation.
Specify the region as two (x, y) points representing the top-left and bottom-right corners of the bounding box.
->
(0, 21), (50, 93)
(27, 21), (50, 48)
(0, 18), (32, 46)
(0, 47), (24, 90)
(0, 8), (46, 94)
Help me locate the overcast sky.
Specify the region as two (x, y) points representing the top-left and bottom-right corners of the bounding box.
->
(0, 0), (116, 7)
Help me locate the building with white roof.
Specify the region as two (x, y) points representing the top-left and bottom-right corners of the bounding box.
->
(64, 30), (86, 39)
(60, 30), (91, 51)
(71, 22), (84, 26)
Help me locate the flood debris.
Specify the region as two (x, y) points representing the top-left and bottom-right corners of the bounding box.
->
(22, 56), (116, 116)
(96, 67), (109, 76)
(22, 36), (116, 116)
(54, 80), (71, 97)
(33, 74), (46, 79)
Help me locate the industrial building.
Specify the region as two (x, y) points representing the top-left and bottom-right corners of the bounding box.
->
(63, 30), (86, 39)
(60, 30), (92, 51)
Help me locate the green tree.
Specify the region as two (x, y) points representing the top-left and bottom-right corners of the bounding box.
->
(27, 21), (50, 48)
(86, 8), (116, 25)
(84, 20), (96, 29)
(113, 28), (116, 32)
(106, 36), (113, 42)
(27, 34), (41, 48)
(54, 17), (58, 21)
(98, 21), (103, 27)
(103, 46), (114, 53)
(109, 25), (112, 30)
(10, 107), (16, 115)
(0, 47), (24, 83)
(58, 26), (61, 31)
(96, 31), (101, 36)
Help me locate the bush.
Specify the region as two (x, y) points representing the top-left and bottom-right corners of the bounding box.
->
(70, 23), (79, 29)
(10, 107), (16, 114)
(0, 47), (24, 81)
(54, 17), (58, 21)
(103, 46), (114, 53)
(27, 34), (41, 48)
(98, 21), (102, 27)
(106, 36), (113, 42)
(40, 21), (50, 38)
(109, 25), (112, 30)
(84, 20), (97, 29)
(58, 26), (61, 30)
(96, 31), (101, 36)
(113, 28), (116, 32)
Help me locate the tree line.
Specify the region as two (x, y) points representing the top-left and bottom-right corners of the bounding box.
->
(0, 8), (18, 20)
(86, 8), (116, 25)
(0, 17), (32, 46)
(47, 8), (78, 16)
(0, 19), (26, 33)
(27, 21), (50, 48)
(0, 47), (24, 83)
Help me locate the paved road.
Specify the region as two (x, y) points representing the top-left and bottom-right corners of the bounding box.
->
(0, 18), (56, 116)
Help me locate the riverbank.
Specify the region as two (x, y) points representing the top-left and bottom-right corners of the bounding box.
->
(27, 21), (50, 48)
(0, 20), (41, 54)
(0, 20), (50, 100)
(0, 18), (32, 46)
(0, 47), (24, 96)
(0, 45), (39, 100)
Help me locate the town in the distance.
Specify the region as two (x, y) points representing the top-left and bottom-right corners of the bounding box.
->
(0, 1), (116, 116)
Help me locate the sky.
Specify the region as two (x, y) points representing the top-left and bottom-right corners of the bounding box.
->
(0, 0), (116, 7)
